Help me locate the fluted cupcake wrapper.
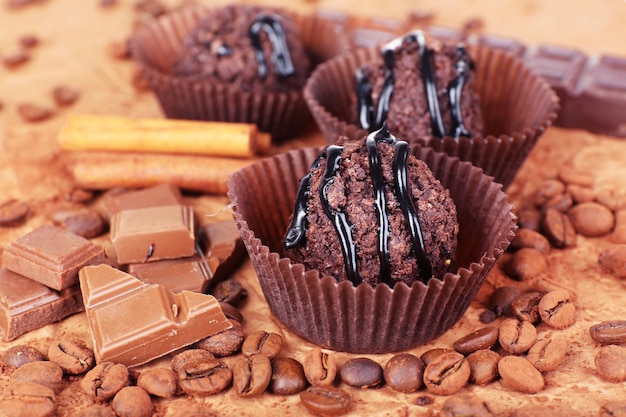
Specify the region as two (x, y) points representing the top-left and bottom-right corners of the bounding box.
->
(303, 44), (559, 189)
(129, 6), (311, 141)
(227, 146), (517, 353)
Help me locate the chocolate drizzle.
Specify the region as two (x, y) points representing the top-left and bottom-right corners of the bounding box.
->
(355, 30), (473, 140)
(283, 124), (432, 285)
(248, 14), (295, 80)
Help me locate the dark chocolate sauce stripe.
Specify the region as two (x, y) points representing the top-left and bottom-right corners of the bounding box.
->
(319, 145), (361, 285)
(355, 30), (472, 139)
(248, 14), (296, 80)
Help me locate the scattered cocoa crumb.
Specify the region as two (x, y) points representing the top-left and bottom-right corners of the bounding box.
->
(52, 85), (80, 106)
(65, 187), (94, 204)
(6, 0), (46, 9)
(2, 49), (30, 68)
(19, 34), (40, 48)
(479, 310), (497, 324)
(99, 0), (118, 7)
(107, 40), (132, 60)
(133, 0), (168, 17)
(131, 67), (150, 92)
(462, 17), (485, 33)
(407, 10), (435, 26)
(17, 103), (54, 122)
(416, 396), (434, 406)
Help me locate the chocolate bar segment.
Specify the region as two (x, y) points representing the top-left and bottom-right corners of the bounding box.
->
(2, 224), (107, 290)
(102, 183), (183, 219)
(197, 221), (246, 289)
(79, 264), (231, 366)
(110, 205), (196, 264)
(0, 268), (83, 341)
(128, 256), (217, 294)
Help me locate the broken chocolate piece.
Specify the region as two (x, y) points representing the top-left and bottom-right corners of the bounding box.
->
(0, 268), (83, 341)
(109, 205), (195, 264)
(79, 264), (231, 366)
(2, 224), (107, 291)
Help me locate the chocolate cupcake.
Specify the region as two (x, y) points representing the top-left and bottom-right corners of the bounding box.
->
(130, 5), (313, 140)
(284, 125), (458, 287)
(304, 30), (559, 188)
(228, 135), (517, 353)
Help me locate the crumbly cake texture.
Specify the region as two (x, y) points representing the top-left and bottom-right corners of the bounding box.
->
(2, 0), (626, 416)
(284, 137), (458, 286)
(173, 4), (311, 93)
(355, 34), (484, 140)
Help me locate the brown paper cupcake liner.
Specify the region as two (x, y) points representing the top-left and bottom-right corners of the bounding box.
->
(129, 6), (311, 141)
(303, 43), (559, 188)
(227, 146), (517, 353)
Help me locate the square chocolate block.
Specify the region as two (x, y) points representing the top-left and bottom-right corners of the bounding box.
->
(2, 224), (107, 290)
(102, 183), (183, 219)
(110, 205), (196, 264)
(0, 268), (83, 341)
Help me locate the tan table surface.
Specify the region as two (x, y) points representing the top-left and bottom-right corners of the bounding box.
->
(1, 1), (626, 416)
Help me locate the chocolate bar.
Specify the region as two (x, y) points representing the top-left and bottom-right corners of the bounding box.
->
(102, 183), (183, 218)
(2, 224), (107, 291)
(315, 9), (626, 138)
(0, 268), (83, 341)
(110, 205), (196, 264)
(79, 264), (232, 366)
(127, 220), (245, 293)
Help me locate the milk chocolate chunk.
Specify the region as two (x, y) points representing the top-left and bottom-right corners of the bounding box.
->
(198, 220), (246, 289)
(2, 224), (107, 290)
(102, 183), (182, 218)
(0, 268), (83, 341)
(79, 264), (231, 366)
(110, 205), (195, 264)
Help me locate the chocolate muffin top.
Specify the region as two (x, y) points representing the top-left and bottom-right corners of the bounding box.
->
(283, 124), (458, 287)
(355, 30), (484, 141)
(173, 5), (311, 94)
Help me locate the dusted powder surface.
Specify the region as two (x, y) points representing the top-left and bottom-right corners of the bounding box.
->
(285, 136), (458, 286)
(173, 5), (311, 93)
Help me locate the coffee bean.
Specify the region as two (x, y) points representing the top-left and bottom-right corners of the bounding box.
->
(52, 85), (80, 107)
(19, 34), (39, 48)
(568, 202), (615, 237)
(17, 103), (54, 123)
(558, 167), (594, 187)
(527, 337), (567, 372)
(383, 353), (424, 393)
(339, 357), (383, 389)
(233, 354), (272, 396)
(51, 208), (105, 238)
(2, 345), (44, 368)
(269, 357), (308, 395)
(300, 386), (351, 416)
(81, 362), (129, 401)
(137, 367), (177, 398)
(595, 344), (626, 382)
(534, 179), (565, 206)
(420, 348), (456, 366)
(498, 318), (537, 354)
(466, 349), (500, 385)
(510, 292), (543, 323)
(303, 347), (337, 386)
(241, 330), (283, 359)
(497, 355), (544, 394)
(517, 208), (542, 232)
(196, 319), (244, 357)
(9, 361), (64, 393)
(590, 320), (626, 345)
(452, 326), (499, 355)
(0, 199), (29, 226)
(171, 349), (215, 373)
(600, 400), (626, 417)
(538, 289), (576, 329)
(0, 382), (57, 417)
(567, 184), (596, 204)
(542, 192), (574, 213)
(511, 228), (551, 255)
(440, 393), (494, 417)
(509, 248), (547, 280)
(423, 352), (470, 396)
(212, 278), (246, 305)
(488, 286), (520, 317)
(542, 208), (577, 248)
(599, 245), (626, 278)
(177, 357), (232, 396)
(111, 386), (153, 417)
(47, 339), (95, 375)
(219, 301), (243, 323)
(76, 405), (117, 417)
